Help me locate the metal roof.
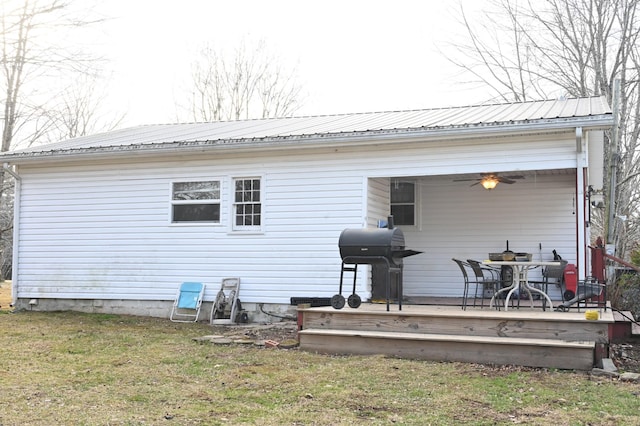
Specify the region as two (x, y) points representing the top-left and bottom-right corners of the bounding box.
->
(0, 96), (612, 163)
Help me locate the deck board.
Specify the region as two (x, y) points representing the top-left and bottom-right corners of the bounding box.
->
(300, 303), (614, 324)
(299, 328), (595, 348)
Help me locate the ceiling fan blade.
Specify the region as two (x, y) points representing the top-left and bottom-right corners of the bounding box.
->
(453, 173), (524, 185)
(470, 181), (481, 187)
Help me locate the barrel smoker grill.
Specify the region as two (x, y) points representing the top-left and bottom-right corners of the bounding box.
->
(334, 218), (422, 311)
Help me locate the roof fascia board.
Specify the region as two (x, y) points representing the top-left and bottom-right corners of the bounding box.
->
(1, 115), (613, 165)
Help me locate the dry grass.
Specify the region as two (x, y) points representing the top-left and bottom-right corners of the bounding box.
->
(0, 280), (12, 310)
(0, 285), (638, 425)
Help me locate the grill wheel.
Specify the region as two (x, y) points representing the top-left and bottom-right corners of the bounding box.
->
(347, 294), (362, 308)
(331, 294), (346, 309)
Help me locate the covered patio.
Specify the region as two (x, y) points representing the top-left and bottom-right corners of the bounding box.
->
(362, 165), (602, 306)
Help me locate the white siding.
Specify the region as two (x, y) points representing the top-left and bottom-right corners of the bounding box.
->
(587, 131), (605, 191)
(14, 131), (585, 304)
(366, 178), (390, 227)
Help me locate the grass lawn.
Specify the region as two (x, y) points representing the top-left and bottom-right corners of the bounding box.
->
(0, 310), (638, 425)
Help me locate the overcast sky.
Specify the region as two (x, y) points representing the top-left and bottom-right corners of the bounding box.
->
(95, 0), (492, 127)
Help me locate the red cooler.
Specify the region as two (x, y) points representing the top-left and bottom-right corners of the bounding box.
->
(563, 264), (578, 300)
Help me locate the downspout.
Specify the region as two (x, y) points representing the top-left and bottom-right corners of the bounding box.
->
(607, 79), (620, 250)
(575, 127), (587, 281)
(605, 79), (620, 285)
(3, 163), (21, 306)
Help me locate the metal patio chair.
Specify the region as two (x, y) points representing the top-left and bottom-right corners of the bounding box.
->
(453, 259), (500, 310)
(170, 282), (205, 322)
(452, 259), (472, 310)
(467, 259), (503, 309)
(528, 260), (567, 309)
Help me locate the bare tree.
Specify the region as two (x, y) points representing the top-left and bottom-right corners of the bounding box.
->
(449, 0), (640, 263)
(47, 74), (125, 141)
(180, 40), (303, 122)
(0, 0), (108, 280)
(1, 0), (105, 150)
(257, 65), (303, 119)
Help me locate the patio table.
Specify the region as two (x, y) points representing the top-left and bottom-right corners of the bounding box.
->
(483, 260), (561, 311)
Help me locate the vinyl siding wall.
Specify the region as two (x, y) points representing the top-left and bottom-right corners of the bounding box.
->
(13, 130), (588, 304)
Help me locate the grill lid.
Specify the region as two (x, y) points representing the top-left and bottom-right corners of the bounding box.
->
(338, 227), (424, 263)
(339, 227), (405, 250)
(338, 216), (422, 264)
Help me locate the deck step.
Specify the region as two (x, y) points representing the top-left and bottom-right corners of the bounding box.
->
(299, 328), (596, 370)
(611, 310), (638, 341)
(300, 306), (611, 343)
(613, 310), (634, 322)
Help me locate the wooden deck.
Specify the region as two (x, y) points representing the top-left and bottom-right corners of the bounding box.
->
(297, 302), (614, 370)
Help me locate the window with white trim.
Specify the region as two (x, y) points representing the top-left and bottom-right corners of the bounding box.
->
(390, 179), (415, 226)
(233, 177), (261, 230)
(171, 181), (221, 223)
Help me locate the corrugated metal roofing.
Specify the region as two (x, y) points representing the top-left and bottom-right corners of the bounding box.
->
(1, 96), (612, 162)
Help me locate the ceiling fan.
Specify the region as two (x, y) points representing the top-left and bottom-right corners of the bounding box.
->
(454, 173), (525, 190)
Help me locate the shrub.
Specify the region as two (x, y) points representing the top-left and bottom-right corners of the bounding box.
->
(630, 249), (640, 268)
(609, 272), (640, 319)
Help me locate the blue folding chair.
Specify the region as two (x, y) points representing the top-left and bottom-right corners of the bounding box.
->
(170, 282), (205, 322)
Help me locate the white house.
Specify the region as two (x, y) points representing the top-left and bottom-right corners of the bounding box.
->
(0, 97), (613, 320)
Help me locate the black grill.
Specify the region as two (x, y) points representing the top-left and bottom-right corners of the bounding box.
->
(339, 227), (421, 264)
(332, 216), (422, 311)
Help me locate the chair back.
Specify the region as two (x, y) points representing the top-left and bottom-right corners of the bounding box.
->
(177, 282), (204, 309)
(466, 259), (486, 279)
(452, 258), (470, 281)
(544, 260), (568, 280)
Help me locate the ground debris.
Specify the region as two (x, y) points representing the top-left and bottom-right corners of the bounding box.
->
(195, 320), (299, 348)
(619, 372), (640, 382)
(610, 342), (640, 373)
(192, 335), (225, 343)
(591, 368), (619, 378)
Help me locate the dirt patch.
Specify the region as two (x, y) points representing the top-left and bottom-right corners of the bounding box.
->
(212, 321), (300, 343)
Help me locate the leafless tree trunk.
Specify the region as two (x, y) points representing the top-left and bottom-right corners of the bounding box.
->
(449, 0), (640, 263)
(1, 0), (106, 149)
(0, 0), (107, 280)
(180, 39), (303, 122)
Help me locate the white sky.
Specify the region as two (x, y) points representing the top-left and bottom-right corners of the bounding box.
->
(95, 0), (492, 127)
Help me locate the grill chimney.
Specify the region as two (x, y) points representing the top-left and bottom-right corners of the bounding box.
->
(387, 215), (394, 229)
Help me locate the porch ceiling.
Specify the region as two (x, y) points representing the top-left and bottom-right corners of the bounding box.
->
(401, 169), (575, 181)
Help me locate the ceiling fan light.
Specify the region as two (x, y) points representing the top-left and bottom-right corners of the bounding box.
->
(481, 177), (499, 190)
